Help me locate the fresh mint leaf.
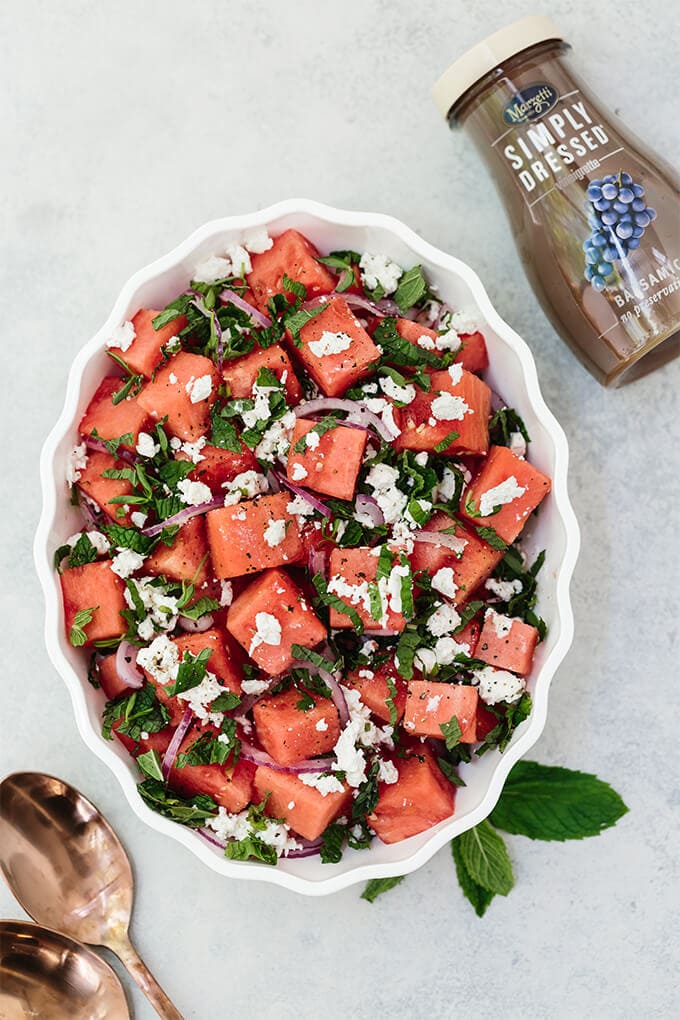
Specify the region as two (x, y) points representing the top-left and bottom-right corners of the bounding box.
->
(489, 407), (530, 448)
(69, 606), (98, 647)
(293, 413), (340, 453)
(320, 821), (346, 864)
(476, 693), (532, 756)
(455, 820), (514, 896)
(103, 686), (170, 742)
(489, 761), (629, 841)
(451, 839), (495, 917)
(434, 429), (460, 453)
(210, 402), (243, 452)
(178, 596), (220, 621)
(436, 757), (466, 787)
(476, 526), (508, 552)
(224, 836), (278, 866)
(90, 427), (134, 456)
(385, 673), (399, 728)
(361, 876), (406, 903)
(372, 317), (446, 370)
(290, 644), (339, 674)
(312, 572), (364, 634)
(394, 629), (421, 680)
(352, 760), (380, 822)
(394, 265), (427, 312)
(211, 691), (242, 712)
(138, 779), (218, 827)
(440, 715), (463, 750)
(136, 749), (164, 781)
(165, 648), (213, 697)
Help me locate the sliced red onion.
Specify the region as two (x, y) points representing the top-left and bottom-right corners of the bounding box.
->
(141, 498), (224, 537)
(178, 613), (215, 633)
(239, 741), (335, 774)
(273, 472), (331, 517)
(237, 679), (278, 717)
(308, 546), (327, 579)
(490, 390), (506, 413)
(286, 837), (323, 859)
(78, 495), (105, 529)
(355, 493), (385, 527)
(373, 297), (402, 316)
(362, 627), (402, 637)
(220, 288), (272, 329)
(412, 530), (467, 551)
(161, 707), (193, 779)
(320, 671), (350, 729)
(197, 827), (226, 849)
(82, 435), (135, 463)
(213, 311), (224, 371)
(265, 469), (281, 494)
(115, 640), (144, 689)
(293, 398), (394, 443)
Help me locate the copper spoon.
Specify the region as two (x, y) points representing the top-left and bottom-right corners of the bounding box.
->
(0, 772), (183, 1020)
(0, 918), (130, 1019)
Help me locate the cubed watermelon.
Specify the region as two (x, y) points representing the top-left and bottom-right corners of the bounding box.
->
(344, 657), (407, 723)
(476, 609), (539, 675)
(227, 567), (326, 674)
(222, 343), (302, 404)
(395, 368), (491, 456)
(402, 681), (478, 741)
(459, 445), (552, 544)
(456, 332), (489, 374)
(206, 492), (304, 579)
(294, 297), (380, 397)
(169, 724), (256, 813)
(410, 514), (502, 604)
(253, 686), (339, 766)
(113, 719), (173, 758)
(123, 309), (188, 379)
(137, 351), (220, 441)
(60, 560), (127, 646)
(79, 378), (150, 451)
(327, 547), (407, 633)
(246, 229), (336, 312)
(144, 516), (214, 585)
(180, 443), (258, 492)
(286, 418), (367, 500)
(77, 450), (134, 524)
(98, 653), (131, 701)
(254, 765), (352, 841)
(369, 748), (455, 844)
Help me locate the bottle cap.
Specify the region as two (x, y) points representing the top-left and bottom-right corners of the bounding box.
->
(432, 15), (563, 119)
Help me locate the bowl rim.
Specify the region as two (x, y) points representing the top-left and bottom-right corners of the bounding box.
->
(34, 198), (580, 895)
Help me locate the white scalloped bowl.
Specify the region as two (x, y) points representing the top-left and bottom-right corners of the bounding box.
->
(34, 200), (579, 895)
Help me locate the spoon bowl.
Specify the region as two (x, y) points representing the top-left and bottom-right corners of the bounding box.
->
(0, 772), (182, 1019)
(0, 919), (129, 1019)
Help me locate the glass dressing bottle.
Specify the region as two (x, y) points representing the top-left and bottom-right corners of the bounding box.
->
(433, 16), (680, 386)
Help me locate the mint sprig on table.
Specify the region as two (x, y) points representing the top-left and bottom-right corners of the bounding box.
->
(361, 762), (628, 913)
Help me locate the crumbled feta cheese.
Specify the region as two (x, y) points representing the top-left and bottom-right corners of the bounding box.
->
(249, 612), (282, 656)
(290, 462), (308, 481)
(106, 320), (136, 352)
(110, 548), (146, 579)
(185, 374), (213, 404)
(417, 334), (436, 350)
(177, 478), (212, 506)
(254, 409), (296, 463)
(509, 431), (527, 458)
(308, 331), (353, 358)
(206, 806), (301, 856)
(485, 577), (523, 600)
(365, 463), (407, 525)
(327, 575), (370, 615)
(288, 800), (296, 810)
(66, 443), (88, 484)
(378, 759), (399, 784)
(430, 393), (471, 421)
(315, 718), (329, 732)
(130, 511), (148, 529)
(243, 227), (273, 254)
(359, 252), (403, 295)
(414, 452), (429, 467)
(435, 329), (462, 352)
(180, 436), (207, 464)
(223, 470), (269, 505)
(486, 608), (514, 638)
(380, 402), (401, 439)
(379, 375), (416, 405)
(263, 518), (287, 548)
(241, 676), (271, 696)
(299, 772), (345, 796)
(168, 372), (178, 385)
(447, 363), (464, 386)
(135, 431), (160, 458)
(473, 666), (526, 705)
(225, 243), (252, 277)
(178, 671), (225, 724)
(432, 567), (458, 600)
(426, 695), (442, 714)
(436, 466), (460, 504)
(434, 636), (469, 665)
(125, 578), (180, 638)
(305, 430), (320, 450)
(449, 310), (478, 335)
(169, 436), (182, 451)
(479, 476), (526, 517)
(193, 255), (232, 285)
(286, 495), (316, 518)
(220, 580), (234, 607)
(427, 602), (462, 638)
(414, 647), (437, 673)
(136, 634), (180, 686)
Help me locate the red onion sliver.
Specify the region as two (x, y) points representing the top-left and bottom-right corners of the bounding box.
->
(293, 398), (394, 443)
(373, 297), (402, 316)
(286, 837), (323, 859)
(141, 498), (225, 537)
(239, 741), (335, 774)
(198, 827), (226, 849)
(82, 435), (135, 463)
(319, 670), (350, 729)
(115, 641), (144, 690)
(308, 546), (327, 580)
(178, 613), (215, 633)
(220, 288), (272, 329)
(161, 707), (193, 779)
(355, 493), (385, 527)
(265, 469), (281, 494)
(412, 530), (467, 552)
(273, 472), (331, 517)
(78, 495), (105, 530)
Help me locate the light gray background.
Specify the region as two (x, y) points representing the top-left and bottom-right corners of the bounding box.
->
(1, 1), (679, 1017)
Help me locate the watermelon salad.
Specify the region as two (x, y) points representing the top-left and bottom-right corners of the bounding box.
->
(56, 228), (551, 865)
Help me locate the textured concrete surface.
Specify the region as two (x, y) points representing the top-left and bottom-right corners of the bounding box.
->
(1, 1), (679, 1017)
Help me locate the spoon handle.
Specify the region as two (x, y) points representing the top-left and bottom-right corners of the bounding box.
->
(110, 933), (184, 1020)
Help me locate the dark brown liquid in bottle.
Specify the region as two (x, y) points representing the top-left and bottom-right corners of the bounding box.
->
(451, 41), (680, 386)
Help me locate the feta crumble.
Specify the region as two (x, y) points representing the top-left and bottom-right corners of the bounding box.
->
(106, 320), (136, 353)
(365, 463), (407, 525)
(430, 393), (471, 421)
(66, 443), (88, 484)
(486, 608), (514, 638)
(308, 331), (353, 358)
(473, 666), (526, 705)
(431, 567), (458, 600)
(377, 759), (399, 785)
(478, 476), (526, 517)
(379, 375), (416, 405)
(186, 374), (213, 404)
(485, 577), (523, 600)
(243, 227), (273, 254)
(426, 602), (462, 638)
(220, 580), (234, 607)
(263, 518), (287, 548)
(290, 462), (308, 481)
(359, 253), (402, 295)
(110, 548), (146, 579)
(223, 470), (269, 505)
(135, 431), (160, 458)
(177, 478), (212, 506)
(241, 676), (271, 696)
(249, 612), (282, 656)
(66, 530), (110, 555)
(299, 772), (345, 796)
(315, 718), (329, 732)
